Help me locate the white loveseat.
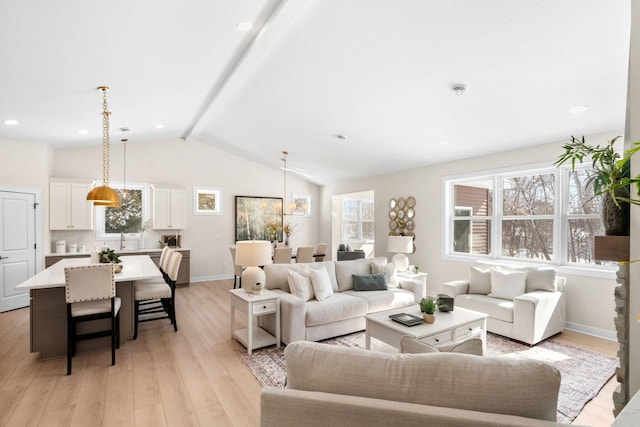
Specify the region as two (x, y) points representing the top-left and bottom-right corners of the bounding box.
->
(259, 258), (426, 344)
(441, 262), (566, 345)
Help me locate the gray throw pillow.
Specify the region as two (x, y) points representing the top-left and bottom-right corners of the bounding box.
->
(352, 273), (388, 291)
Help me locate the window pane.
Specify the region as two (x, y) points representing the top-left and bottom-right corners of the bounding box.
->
(360, 201), (374, 221)
(343, 221), (358, 240)
(567, 218), (605, 264)
(105, 189), (142, 234)
(501, 219), (553, 260)
(454, 181), (492, 216)
(453, 219), (491, 254)
(568, 170), (601, 214)
(362, 222), (375, 240)
(342, 200), (359, 221)
(503, 174), (555, 216)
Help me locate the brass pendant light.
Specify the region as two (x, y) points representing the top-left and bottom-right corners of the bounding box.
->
(87, 86), (121, 207)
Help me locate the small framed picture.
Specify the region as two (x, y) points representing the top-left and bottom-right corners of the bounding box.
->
(292, 193), (311, 216)
(161, 235), (181, 248)
(194, 187), (222, 215)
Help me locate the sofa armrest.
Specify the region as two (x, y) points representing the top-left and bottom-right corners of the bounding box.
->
(441, 280), (469, 297)
(259, 290), (307, 345)
(398, 278), (426, 303)
(513, 291), (566, 345)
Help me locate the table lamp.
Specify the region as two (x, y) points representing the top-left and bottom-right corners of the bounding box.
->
(387, 235), (414, 272)
(235, 240), (273, 294)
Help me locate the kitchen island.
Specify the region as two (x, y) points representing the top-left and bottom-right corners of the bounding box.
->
(16, 256), (162, 358)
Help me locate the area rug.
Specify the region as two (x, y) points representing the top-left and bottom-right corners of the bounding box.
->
(238, 331), (617, 423)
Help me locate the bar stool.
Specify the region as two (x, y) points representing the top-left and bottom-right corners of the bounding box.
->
(65, 263), (120, 375)
(134, 250), (182, 338)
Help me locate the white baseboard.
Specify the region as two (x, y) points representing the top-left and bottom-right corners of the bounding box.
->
(565, 321), (617, 341)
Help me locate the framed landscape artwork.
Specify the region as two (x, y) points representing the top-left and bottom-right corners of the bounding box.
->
(194, 187), (222, 215)
(235, 196), (283, 242)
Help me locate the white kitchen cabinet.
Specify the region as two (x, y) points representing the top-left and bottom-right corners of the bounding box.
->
(152, 187), (186, 229)
(49, 180), (94, 230)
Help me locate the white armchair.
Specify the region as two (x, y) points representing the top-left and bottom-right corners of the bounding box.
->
(441, 263), (566, 345)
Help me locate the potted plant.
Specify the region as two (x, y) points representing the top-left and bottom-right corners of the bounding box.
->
(99, 248), (123, 272)
(555, 135), (640, 236)
(419, 297), (437, 323)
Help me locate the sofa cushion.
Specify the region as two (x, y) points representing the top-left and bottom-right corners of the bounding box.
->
(335, 258), (374, 291)
(488, 268), (527, 300)
(310, 267), (334, 301)
(455, 294), (514, 322)
(353, 273), (388, 291)
(343, 288), (415, 313)
(305, 293), (369, 327)
(468, 265), (492, 294)
(285, 341), (560, 421)
(287, 269), (314, 301)
(523, 267), (558, 293)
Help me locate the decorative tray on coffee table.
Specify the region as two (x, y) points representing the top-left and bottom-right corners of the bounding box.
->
(388, 313), (423, 326)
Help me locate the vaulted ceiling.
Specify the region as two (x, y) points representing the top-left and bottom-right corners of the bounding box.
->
(0, 0), (630, 184)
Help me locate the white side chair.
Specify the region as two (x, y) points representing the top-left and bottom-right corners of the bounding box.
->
(273, 247), (293, 264)
(295, 246), (314, 263)
(134, 249), (182, 338)
(65, 263), (120, 375)
(314, 243), (328, 262)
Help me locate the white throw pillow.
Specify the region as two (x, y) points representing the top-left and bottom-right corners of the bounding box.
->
(310, 267), (334, 301)
(488, 268), (528, 300)
(385, 262), (398, 287)
(287, 269), (314, 301)
(468, 265), (492, 294)
(525, 267), (558, 292)
(370, 259), (387, 274)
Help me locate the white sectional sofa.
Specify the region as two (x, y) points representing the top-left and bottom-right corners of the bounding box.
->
(259, 257), (426, 344)
(261, 341), (565, 426)
(441, 262), (566, 345)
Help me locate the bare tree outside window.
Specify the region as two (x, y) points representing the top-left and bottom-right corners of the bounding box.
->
(105, 189), (143, 234)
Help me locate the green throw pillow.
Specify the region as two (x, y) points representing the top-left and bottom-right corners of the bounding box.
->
(352, 273), (388, 291)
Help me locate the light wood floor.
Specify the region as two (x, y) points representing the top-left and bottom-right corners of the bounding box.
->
(0, 279), (619, 426)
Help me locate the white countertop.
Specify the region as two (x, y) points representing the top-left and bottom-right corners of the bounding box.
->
(45, 247), (190, 257)
(17, 255), (162, 290)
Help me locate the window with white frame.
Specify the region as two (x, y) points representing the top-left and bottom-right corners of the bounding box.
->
(95, 183), (148, 241)
(445, 164), (610, 268)
(342, 199), (374, 242)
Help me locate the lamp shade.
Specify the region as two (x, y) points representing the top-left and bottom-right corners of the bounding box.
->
(236, 240), (272, 267)
(87, 185), (121, 207)
(387, 235), (414, 254)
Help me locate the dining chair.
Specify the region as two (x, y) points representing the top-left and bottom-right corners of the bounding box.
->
(229, 247), (244, 289)
(295, 246), (314, 263)
(273, 247), (293, 264)
(64, 263), (120, 375)
(134, 249), (182, 339)
(314, 243), (328, 262)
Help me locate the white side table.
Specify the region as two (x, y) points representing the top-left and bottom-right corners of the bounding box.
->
(397, 271), (431, 297)
(229, 288), (280, 355)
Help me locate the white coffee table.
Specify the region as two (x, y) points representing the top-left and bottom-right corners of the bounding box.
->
(365, 306), (488, 352)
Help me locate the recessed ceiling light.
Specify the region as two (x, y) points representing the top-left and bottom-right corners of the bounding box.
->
(3, 119), (18, 125)
(336, 134), (347, 141)
(155, 124), (164, 129)
(569, 105), (588, 114)
(438, 140), (450, 146)
(78, 129), (88, 135)
(119, 127), (130, 132)
(451, 84), (466, 96)
(236, 21), (253, 31)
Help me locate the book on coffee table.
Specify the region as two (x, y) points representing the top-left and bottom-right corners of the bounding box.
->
(388, 313), (423, 326)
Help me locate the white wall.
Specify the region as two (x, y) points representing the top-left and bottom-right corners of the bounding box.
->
(51, 138), (321, 281)
(321, 130), (623, 338)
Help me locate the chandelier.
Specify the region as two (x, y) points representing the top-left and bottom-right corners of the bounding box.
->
(86, 86), (121, 207)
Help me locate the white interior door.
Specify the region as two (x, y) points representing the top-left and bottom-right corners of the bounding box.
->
(0, 191), (36, 312)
